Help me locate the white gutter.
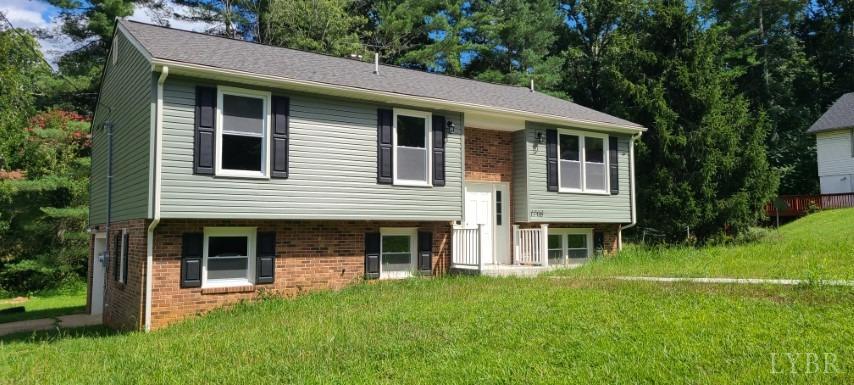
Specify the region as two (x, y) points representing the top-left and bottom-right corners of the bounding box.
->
(145, 66), (168, 332)
(618, 132), (642, 250)
(150, 60), (647, 135)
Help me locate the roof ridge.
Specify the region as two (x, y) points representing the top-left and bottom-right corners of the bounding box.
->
(121, 19), (538, 93)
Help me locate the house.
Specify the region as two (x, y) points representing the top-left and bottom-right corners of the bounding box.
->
(87, 20), (646, 331)
(808, 92), (854, 194)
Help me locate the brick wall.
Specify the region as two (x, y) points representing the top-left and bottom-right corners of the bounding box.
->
(90, 219), (148, 330)
(465, 127), (513, 183)
(149, 219), (451, 329)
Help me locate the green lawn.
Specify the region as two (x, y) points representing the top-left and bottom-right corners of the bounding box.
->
(0, 281), (87, 324)
(1, 277), (853, 384)
(559, 208), (854, 280)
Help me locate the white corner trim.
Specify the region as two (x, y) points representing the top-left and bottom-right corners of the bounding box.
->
(144, 65), (168, 332)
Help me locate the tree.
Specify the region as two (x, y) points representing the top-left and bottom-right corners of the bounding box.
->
(466, 0), (564, 92)
(0, 110), (91, 293)
(264, 0), (367, 57)
(561, 1), (778, 241)
(47, 0), (138, 114)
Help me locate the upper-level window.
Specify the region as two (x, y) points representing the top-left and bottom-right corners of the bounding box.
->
(393, 109), (432, 186)
(216, 87), (270, 178)
(558, 130), (608, 193)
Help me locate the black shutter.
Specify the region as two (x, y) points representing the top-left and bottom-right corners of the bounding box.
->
(194, 86), (216, 175)
(417, 231), (433, 275)
(271, 96), (289, 179)
(364, 232), (380, 279)
(377, 109), (393, 184)
(256, 232), (276, 284)
(432, 115), (446, 186)
(609, 136), (619, 195)
(593, 231), (605, 255)
(121, 232), (129, 283)
(546, 129), (558, 191)
(181, 233), (203, 288)
(113, 233), (121, 281)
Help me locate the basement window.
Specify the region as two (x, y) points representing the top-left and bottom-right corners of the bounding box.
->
(380, 228), (417, 279)
(203, 227), (256, 288)
(393, 109), (432, 186)
(216, 87), (270, 178)
(547, 228), (593, 265)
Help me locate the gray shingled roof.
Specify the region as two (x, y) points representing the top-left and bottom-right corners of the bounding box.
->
(120, 20), (643, 130)
(808, 92), (854, 134)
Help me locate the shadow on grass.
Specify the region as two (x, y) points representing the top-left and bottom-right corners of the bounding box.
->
(0, 325), (123, 344)
(0, 305), (87, 325)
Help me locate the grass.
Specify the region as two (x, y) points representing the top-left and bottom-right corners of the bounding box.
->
(1, 277), (853, 384)
(0, 281), (87, 324)
(558, 208), (854, 280)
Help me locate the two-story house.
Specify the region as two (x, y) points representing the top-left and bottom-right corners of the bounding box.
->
(87, 20), (646, 331)
(808, 92), (854, 194)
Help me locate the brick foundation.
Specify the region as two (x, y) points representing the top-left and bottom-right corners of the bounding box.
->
(89, 219), (148, 330)
(149, 219), (451, 329)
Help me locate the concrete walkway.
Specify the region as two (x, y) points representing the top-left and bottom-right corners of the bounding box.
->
(0, 313), (102, 337)
(613, 276), (854, 287)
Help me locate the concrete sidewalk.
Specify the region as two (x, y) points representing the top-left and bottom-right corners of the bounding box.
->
(613, 276), (854, 287)
(0, 313), (102, 337)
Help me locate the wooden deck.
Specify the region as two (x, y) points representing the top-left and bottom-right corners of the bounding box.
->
(765, 193), (854, 217)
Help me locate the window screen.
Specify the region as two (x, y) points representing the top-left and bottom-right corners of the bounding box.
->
(382, 235), (412, 272)
(395, 113), (429, 183)
(221, 94), (264, 172)
(559, 134), (581, 190)
(207, 236), (249, 281)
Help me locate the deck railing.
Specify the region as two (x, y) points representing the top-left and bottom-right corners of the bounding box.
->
(512, 225), (548, 266)
(452, 225), (481, 268)
(765, 192), (854, 217)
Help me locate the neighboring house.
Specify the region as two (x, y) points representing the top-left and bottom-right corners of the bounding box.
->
(87, 20), (646, 331)
(808, 92), (854, 194)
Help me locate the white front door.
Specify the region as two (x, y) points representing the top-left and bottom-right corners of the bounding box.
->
(465, 183), (495, 265)
(91, 234), (107, 315)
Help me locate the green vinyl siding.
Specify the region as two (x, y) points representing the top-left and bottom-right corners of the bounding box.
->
(512, 130), (529, 221)
(159, 79), (463, 220)
(518, 122), (632, 223)
(89, 31), (153, 226)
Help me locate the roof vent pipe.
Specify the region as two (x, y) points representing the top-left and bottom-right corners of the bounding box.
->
(374, 52), (379, 75)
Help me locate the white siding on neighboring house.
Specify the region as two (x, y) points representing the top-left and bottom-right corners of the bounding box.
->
(816, 129), (854, 194)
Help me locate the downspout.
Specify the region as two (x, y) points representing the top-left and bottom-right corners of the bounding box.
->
(618, 132), (642, 250)
(145, 66), (168, 332)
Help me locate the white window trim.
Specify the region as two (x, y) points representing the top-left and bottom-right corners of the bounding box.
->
(392, 108), (433, 187)
(118, 229), (128, 283)
(202, 227), (257, 288)
(548, 228), (593, 262)
(215, 86), (272, 179)
(557, 128), (610, 195)
(379, 227), (418, 279)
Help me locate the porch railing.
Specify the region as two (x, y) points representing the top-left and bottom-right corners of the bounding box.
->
(452, 225), (481, 268)
(512, 225), (548, 266)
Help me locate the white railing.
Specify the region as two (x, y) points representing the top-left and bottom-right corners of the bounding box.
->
(513, 225), (548, 266)
(452, 225), (481, 268)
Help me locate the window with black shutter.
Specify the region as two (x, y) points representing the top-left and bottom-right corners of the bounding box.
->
(256, 232), (276, 284)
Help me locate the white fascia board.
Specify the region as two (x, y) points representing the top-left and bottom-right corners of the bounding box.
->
(150, 60), (647, 135)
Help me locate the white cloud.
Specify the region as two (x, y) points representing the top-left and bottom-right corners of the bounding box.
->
(1, 0), (217, 67)
(0, 0), (51, 29)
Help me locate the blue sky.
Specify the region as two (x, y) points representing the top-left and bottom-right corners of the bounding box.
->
(0, 0), (212, 65)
